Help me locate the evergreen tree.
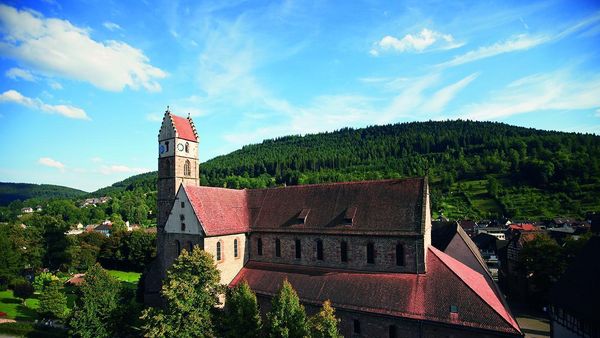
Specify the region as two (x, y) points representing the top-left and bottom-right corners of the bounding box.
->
(140, 247), (221, 337)
(69, 264), (122, 338)
(266, 279), (309, 338)
(309, 300), (342, 338)
(38, 280), (68, 320)
(224, 280), (262, 338)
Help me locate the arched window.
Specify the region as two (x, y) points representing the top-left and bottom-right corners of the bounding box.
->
(316, 239), (323, 261)
(185, 142), (189, 153)
(340, 241), (348, 262)
(396, 243), (404, 266)
(275, 238), (281, 257)
(175, 240), (181, 255)
(257, 238), (263, 256)
(367, 243), (375, 264)
(216, 241), (222, 261)
(184, 160), (191, 176)
(295, 239), (301, 259)
(234, 239), (239, 258)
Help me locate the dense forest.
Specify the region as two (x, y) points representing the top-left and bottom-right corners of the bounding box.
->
(0, 183), (87, 205)
(1, 120), (599, 221)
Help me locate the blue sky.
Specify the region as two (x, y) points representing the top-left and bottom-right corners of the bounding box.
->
(1, 0), (599, 192)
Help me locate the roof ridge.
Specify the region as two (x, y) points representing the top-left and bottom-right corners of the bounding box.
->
(429, 247), (521, 333)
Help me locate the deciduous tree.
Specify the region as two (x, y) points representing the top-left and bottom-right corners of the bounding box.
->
(224, 280), (262, 338)
(38, 280), (68, 320)
(309, 300), (342, 338)
(266, 279), (309, 338)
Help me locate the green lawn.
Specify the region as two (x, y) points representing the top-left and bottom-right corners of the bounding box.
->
(0, 290), (39, 321)
(107, 270), (141, 284)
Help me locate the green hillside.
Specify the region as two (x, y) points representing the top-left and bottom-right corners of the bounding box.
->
(8, 120), (598, 221)
(0, 182), (87, 206)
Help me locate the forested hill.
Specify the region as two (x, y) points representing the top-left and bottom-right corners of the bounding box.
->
(0, 182), (87, 205)
(199, 120), (600, 220)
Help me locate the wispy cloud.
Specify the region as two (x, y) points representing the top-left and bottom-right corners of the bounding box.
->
(0, 4), (166, 91)
(437, 12), (600, 68)
(38, 157), (65, 171)
(422, 72), (480, 114)
(0, 89), (90, 120)
(370, 28), (463, 56)
(5, 67), (35, 81)
(458, 69), (600, 120)
(102, 21), (121, 31)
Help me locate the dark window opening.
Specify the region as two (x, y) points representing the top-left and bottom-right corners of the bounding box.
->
(257, 238), (263, 256)
(341, 241), (348, 262)
(184, 160), (191, 176)
(295, 239), (301, 259)
(275, 238), (281, 257)
(181, 222), (185, 231)
(180, 214), (185, 221)
(353, 319), (361, 334)
(175, 240), (181, 255)
(389, 325), (397, 338)
(234, 239), (239, 258)
(367, 243), (375, 264)
(216, 241), (222, 261)
(181, 201), (185, 208)
(165, 141), (169, 152)
(185, 142), (189, 153)
(187, 241), (193, 252)
(316, 239), (323, 260)
(297, 208), (310, 224)
(396, 244), (404, 266)
(344, 206), (357, 225)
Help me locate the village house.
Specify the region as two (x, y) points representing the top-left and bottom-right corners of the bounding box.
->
(144, 111), (522, 337)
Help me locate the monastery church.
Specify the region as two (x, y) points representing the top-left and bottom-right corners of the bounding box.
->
(144, 110), (523, 337)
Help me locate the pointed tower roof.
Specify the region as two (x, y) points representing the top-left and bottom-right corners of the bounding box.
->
(159, 107), (198, 142)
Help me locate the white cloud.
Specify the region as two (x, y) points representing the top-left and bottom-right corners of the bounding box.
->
(38, 157), (65, 171)
(0, 89), (90, 120)
(5, 67), (35, 81)
(0, 5), (166, 92)
(438, 12), (600, 68)
(99, 165), (151, 175)
(48, 81), (62, 90)
(459, 69), (600, 120)
(102, 21), (121, 31)
(437, 34), (548, 68)
(91, 157), (103, 163)
(371, 28), (463, 55)
(422, 72), (479, 114)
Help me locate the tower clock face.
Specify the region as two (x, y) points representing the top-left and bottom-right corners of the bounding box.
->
(159, 145), (166, 154)
(177, 143), (184, 151)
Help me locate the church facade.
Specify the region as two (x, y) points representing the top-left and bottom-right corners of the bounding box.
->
(144, 110), (522, 337)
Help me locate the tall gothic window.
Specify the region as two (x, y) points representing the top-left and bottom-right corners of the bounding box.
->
(340, 241), (348, 262)
(367, 243), (375, 264)
(275, 238), (281, 257)
(295, 239), (301, 259)
(175, 240), (181, 255)
(216, 241), (222, 261)
(184, 160), (191, 176)
(257, 238), (263, 256)
(396, 243), (405, 266)
(316, 239), (323, 260)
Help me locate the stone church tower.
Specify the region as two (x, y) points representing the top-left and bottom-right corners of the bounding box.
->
(157, 108), (199, 229)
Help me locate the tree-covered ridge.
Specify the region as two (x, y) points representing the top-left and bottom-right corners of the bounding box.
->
(0, 182), (87, 206)
(199, 120), (600, 220)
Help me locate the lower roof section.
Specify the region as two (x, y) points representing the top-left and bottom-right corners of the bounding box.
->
(230, 247), (521, 336)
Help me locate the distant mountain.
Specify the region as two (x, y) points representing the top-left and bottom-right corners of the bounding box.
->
(20, 120), (600, 220)
(0, 182), (87, 206)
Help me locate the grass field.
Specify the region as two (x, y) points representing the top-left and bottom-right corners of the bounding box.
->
(107, 270), (141, 284)
(0, 290), (39, 321)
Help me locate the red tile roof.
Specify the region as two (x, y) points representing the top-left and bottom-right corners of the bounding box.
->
(184, 178), (426, 236)
(170, 113), (197, 142)
(508, 224), (538, 232)
(185, 185), (251, 236)
(231, 248), (521, 335)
